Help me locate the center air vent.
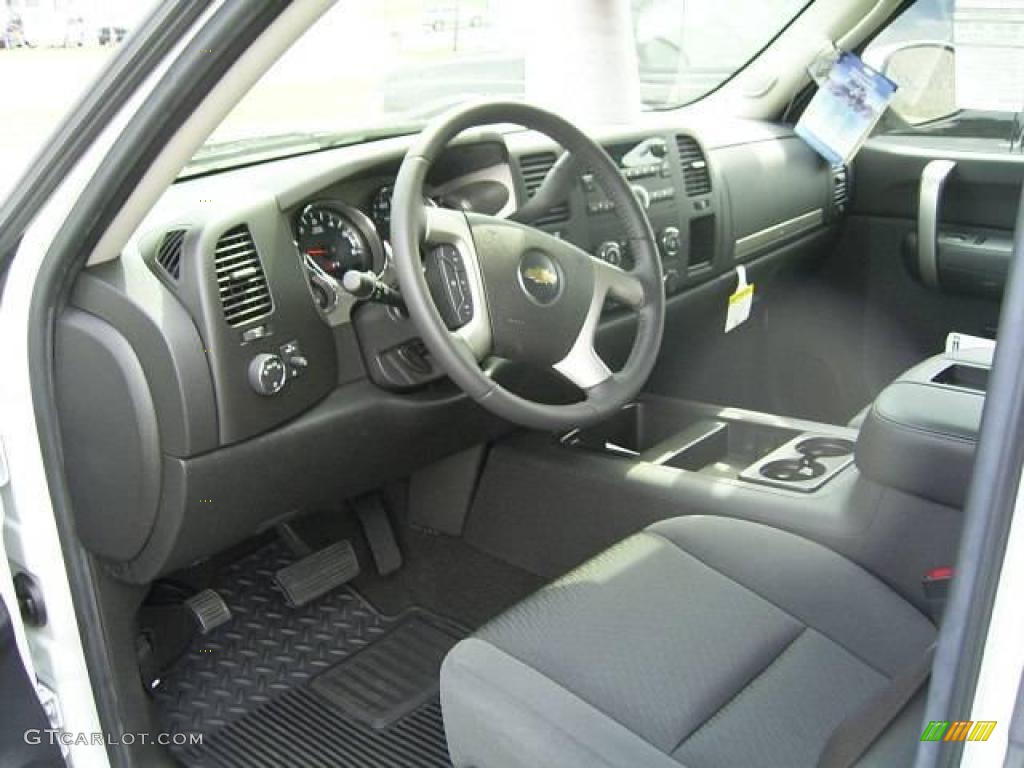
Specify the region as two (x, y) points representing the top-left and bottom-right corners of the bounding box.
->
(676, 135), (712, 196)
(214, 224), (273, 327)
(519, 152), (569, 227)
(154, 229), (186, 280)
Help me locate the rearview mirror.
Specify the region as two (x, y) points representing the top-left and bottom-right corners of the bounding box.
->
(878, 42), (957, 124)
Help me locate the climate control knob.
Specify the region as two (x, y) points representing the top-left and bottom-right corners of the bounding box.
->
(248, 353), (287, 396)
(596, 240), (623, 267)
(660, 226), (681, 258)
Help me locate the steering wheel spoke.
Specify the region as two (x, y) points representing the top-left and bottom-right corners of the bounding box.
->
(552, 281), (613, 391)
(592, 258), (645, 309)
(551, 256), (643, 390)
(422, 206), (493, 362)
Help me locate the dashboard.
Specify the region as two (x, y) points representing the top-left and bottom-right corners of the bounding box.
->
(57, 116), (846, 581)
(287, 141), (517, 319)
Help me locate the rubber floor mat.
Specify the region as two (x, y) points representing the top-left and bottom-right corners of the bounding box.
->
(312, 614), (462, 729)
(152, 540), (464, 767)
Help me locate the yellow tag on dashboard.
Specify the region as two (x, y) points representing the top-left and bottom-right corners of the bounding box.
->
(725, 266), (754, 333)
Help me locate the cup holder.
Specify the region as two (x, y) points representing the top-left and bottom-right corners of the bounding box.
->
(742, 432), (856, 492)
(760, 458), (827, 482)
(794, 437), (855, 459)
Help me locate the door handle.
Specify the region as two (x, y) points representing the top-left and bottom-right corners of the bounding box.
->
(918, 159), (957, 289)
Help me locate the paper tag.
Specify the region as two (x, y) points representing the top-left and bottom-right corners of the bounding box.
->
(794, 51), (897, 166)
(945, 332), (996, 365)
(725, 266), (754, 333)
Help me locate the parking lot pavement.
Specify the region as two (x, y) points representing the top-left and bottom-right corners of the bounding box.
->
(0, 48), (111, 200)
(0, 44), (382, 202)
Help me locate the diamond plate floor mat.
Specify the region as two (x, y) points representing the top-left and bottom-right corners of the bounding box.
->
(311, 614), (461, 730)
(152, 540), (464, 767)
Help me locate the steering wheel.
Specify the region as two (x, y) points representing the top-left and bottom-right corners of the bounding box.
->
(391, 101), (665, 431)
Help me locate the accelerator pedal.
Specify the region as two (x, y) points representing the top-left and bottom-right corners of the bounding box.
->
(275, 540), (360, 607)
(353, 494), (403, 577)
(184, 589), (232, 635)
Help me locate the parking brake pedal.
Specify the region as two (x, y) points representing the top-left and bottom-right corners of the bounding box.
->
(185, 589), (232, 634)
(275, 540), (360, 607)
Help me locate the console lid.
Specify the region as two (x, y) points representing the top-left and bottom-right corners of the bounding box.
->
(856, 355), (986, 508)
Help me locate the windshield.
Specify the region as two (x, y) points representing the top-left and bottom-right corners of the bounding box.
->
(187, 0), (810, 174)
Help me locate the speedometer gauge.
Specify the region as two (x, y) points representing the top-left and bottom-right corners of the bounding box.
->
(295, 204), (369, 278)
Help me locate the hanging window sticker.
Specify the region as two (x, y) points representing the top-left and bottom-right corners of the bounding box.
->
(954, 0), (1024, 112)
(725, 266), (754, 334)
(795, 52), (898, 166)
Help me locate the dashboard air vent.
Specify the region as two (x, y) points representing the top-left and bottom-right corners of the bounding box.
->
(676, 135), (711, 196)
(519, 152), (569, 227)
(214, 224), (273, 327)
(832, 165), (850, 213)
(155, 229), (186, 280)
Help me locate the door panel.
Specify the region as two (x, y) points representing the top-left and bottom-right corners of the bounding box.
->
(829, 138), (1020, 410)
(855, 138), (1024, 228)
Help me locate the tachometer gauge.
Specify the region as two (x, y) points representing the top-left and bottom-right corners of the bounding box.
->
(295, 204), (369, 278)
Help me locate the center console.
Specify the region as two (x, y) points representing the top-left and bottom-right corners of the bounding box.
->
(562, 348), (988, 508)
(475, 383), (968, 612)
(855, 354), (987, 509)
(562, 397), (857, 494)
(476, 351), (983, 616)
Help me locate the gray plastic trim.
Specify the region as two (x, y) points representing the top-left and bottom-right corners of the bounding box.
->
(56, 309), (163, 561)
(734, 208), (824, 260)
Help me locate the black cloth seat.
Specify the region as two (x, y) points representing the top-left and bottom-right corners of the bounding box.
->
(440, 515), (935, 768)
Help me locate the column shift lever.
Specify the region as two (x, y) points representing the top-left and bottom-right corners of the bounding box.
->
(341, 270), (405, 309)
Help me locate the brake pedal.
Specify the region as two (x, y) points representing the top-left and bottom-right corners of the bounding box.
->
(185, 589), (232, 634)
(275, 539), (360, 607)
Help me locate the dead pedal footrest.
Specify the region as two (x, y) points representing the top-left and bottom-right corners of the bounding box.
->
(274, 540), (360, 607)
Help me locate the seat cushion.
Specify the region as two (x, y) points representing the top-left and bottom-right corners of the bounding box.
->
(440, 515), (936, 768)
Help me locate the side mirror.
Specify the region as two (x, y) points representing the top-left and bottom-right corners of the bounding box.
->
(878, 42), (957, 124)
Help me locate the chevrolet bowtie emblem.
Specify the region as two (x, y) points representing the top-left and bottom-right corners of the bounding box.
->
(522, 266), (558, 286)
